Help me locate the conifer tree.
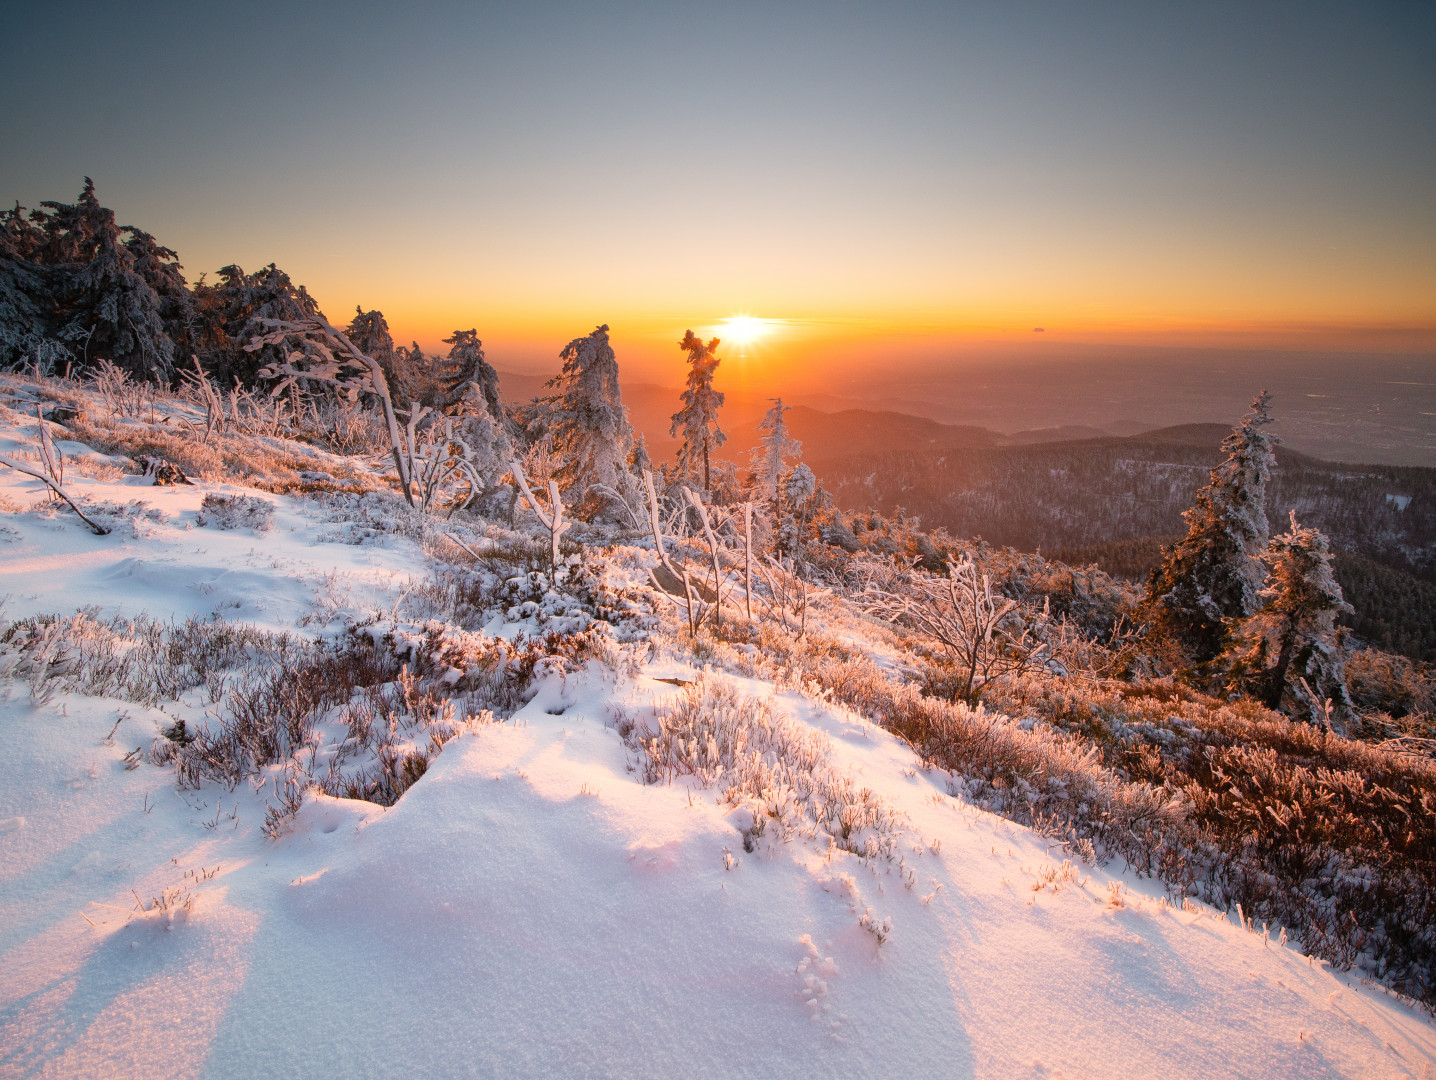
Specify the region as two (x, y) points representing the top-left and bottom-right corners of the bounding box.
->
(749, 397), (802, 507)
(347, 307), (417, 405)
(36, 180), (175, 379)
(670, 330), (725, 491)
(779, 462), (819, 557)
(540, 323), (636, 505)
(0, 202), (65, 371)
(191, 263), (322, 386)
(1224, 511), (1353, 724)
(629, 432), (652, 477)
(1144, 391), (1277, 666)
(122, 226), (192, 354)
(436, 329), (512, 486)
(439, 329), (503, 420)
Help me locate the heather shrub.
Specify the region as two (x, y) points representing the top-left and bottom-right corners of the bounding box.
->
(622, 677), (912, 866)
(196, 493), (275, 531)
(980, 667), (1436, 1004)
(1346, 648), (1436, 720)
(63, 414), (377, 492)
(695, 612), (1436, 1005)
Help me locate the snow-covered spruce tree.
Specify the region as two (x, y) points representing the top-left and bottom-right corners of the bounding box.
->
(748, 397), (802, 509)
(538, 323), (637, 517)
(629, 431), (652, 478)
(347, 307), (422, 407)
(1223, 511), (1354, 725)
(0, 202), (69, 372)
(1144, 391), (1277, 668)
(434, 329), (512, 489)
(122, 225), (193, 359)
(778, 461), (819, 557)
(34, 180), (175, 380)
(670, 330), (726, 493)
(438, 329), (503, 421)
(191, 263), (323, 387)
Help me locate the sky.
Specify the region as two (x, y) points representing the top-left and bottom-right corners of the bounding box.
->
(2, 0), (1434, 385)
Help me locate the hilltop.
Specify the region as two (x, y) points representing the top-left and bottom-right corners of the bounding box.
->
(0, 369), (1433, 1078)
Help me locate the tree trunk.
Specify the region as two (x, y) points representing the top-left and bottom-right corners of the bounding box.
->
(1264, 617), (1299, 710)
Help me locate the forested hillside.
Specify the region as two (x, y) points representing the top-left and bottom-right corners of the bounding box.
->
(812, 428), (1436, 659)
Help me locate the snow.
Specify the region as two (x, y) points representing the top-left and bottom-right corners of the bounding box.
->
(1, 385), (1433, 1079)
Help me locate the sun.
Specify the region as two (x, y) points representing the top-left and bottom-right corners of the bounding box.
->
(719, 315), (774, 347)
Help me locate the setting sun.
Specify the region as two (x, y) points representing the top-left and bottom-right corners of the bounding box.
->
(719, 315), (776, 348)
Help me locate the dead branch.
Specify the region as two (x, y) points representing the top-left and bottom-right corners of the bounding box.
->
(0, 454), (110, 535)
(510, 458), (569, 572)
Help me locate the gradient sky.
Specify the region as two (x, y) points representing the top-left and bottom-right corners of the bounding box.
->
(2, 0), (1433, 382)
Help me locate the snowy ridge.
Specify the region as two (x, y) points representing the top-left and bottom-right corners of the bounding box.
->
(0, 378), (1433, 1078)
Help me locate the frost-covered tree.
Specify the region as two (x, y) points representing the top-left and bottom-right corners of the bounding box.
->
(347, 307), (420, 406)
(123, 226), (192, 355)
(435, 329), (512, 487)
(776, 462), (820, 557)
(1224, 511), (1354, 725)
(749, 397), (802, 506)
(629, 431), (652, 477)
(0, 203), (66, 371)
(32, 180), (175, 380)
(539, 323), (637, 510)
(670, 330), (726, 492)
(1144, 391), (1277, 666)
(438, 329), (503, 420)
(785, 461), (816, 505)
(191, 263), (323, 386)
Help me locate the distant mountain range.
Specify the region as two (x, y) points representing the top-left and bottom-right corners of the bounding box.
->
(494, 370), (1156, 464)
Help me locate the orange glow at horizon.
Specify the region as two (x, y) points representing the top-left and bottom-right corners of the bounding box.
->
(346, 291), (1436, 386)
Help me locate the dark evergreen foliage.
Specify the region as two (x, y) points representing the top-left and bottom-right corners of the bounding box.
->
(1, 180), (178, 379)
(1333, 552), (1436, 662)
(0, 203), (65, 371)
(1144, 392), (1277, 665)
(346, 306), (424, 406)
(189, 263), (323, 387)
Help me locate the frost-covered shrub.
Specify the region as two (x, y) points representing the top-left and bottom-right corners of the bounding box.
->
(309, 489), (427, 545)
(154, 629), (507, 805)
(0, 610), (281, 706)
(307, 396), (391, 456)
(61, 498), (167, 539)
(196, 493), (275, 531)
(623, 677), (910, 863)
(1345, 648), (1436, 721)
(64, 411), (376, 492)
(383, 621), (596, 715)
(402, 552), (656, 642)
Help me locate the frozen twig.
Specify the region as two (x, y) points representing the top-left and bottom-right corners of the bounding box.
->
(683, 486), (726, 624)
(0, 454), (110, 535)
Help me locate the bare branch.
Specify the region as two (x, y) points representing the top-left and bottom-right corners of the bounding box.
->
(860, 556), (1044, 703)
(510, 459), (570, 572)
(0, 454), (110, 535)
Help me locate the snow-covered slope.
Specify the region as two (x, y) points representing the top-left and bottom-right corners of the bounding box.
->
(1, 380), (1433, 1079)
